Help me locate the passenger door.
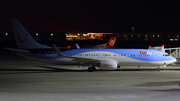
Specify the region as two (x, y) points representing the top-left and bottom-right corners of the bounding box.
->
(154, 52), (158, 60)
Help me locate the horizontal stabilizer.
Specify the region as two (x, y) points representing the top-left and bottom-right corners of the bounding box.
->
(4, 47), (29, 52)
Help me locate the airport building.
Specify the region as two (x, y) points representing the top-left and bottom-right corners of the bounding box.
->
(1, 32), (179, 42)
(0, 32), (180, 48)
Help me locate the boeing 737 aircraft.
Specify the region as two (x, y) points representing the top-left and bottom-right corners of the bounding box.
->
(9, 18), (177, 72)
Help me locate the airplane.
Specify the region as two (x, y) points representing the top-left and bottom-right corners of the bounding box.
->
(8, 18), (177, 72)
(74, 37), (116, 49)
(67, 36), (116, 49)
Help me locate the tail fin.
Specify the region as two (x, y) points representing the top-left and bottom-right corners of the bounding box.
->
(11, 18), (51, 49)
(105, 37), (116, 48)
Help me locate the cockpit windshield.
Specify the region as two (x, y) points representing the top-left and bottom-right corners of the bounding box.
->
(163, 54), (169, 57)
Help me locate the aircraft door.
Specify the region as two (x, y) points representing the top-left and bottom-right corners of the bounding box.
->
(154, 52), (158, 60)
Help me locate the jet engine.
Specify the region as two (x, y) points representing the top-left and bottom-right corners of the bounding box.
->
(99, 60), (119, 69)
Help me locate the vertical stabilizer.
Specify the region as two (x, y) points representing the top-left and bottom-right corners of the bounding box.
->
(105, 37), (116, 48)
(11, 18), (52, 49)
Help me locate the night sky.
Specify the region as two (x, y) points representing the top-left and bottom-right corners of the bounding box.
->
(1, 0), (180, 33)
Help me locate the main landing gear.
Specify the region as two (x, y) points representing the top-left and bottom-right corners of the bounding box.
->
(88, 65), (96, 72)
(157, 67), (160, 72)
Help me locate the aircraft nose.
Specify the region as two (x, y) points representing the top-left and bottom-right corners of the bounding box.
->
(174, 58), (177, 62)
(170, 57), (177, 63)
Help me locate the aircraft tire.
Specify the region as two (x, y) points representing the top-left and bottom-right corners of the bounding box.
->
(92, 65), (96, 71)
(88, 67), (93, 72)
(157, 68), (160, 72)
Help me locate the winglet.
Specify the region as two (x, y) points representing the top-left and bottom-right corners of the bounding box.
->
(53, 44), (65, 59)
(75, 43), (80, 49)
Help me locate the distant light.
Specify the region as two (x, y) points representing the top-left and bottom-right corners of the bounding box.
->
(131, 35), (133, 37)
(170, 39), (174, 41)
(162, 44), (165, 47)
(138, 35), (140, 37)
(83, 34), (87, 36)
(67, 46), (70, 49)
(149, 46), (151, 48)
(131, 27), (135, 33)
(157, 35), (159, 37)
(153, 35), (155, 37)
(5, 33), (8, 36)
(77, 34), (80, 36)
(51, 33), (53, 36)
(36, 33), (38, 36)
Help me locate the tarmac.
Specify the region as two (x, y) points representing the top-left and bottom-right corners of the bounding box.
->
(1, 51), (180, 101)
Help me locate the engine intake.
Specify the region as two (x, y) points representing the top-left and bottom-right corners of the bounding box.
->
(99, 60), (118, 69)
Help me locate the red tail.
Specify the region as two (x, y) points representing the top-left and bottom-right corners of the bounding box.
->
(105, 37), (116, 48)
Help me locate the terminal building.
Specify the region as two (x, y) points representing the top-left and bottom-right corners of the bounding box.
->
(1, 32), (179, 41)
(0, 32), (180, 48)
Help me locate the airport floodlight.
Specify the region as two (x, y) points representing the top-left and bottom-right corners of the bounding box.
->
(36, 33), (38, 36)
(5, 33), (8, 36)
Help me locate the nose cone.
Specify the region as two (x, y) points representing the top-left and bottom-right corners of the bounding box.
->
(169, 57), (177, 64)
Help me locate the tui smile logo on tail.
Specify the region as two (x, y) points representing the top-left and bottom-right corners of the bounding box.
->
(109, 39), (115, 46)
(17, 33), (28, 43)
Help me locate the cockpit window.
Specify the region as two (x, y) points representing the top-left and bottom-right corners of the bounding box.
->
(163, 54), (169, 57)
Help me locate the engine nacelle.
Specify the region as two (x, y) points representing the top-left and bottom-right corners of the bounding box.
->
(99, 60), (118, 69)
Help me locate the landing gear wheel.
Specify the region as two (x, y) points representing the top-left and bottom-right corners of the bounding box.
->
(157, 68), (160, 72)
(88, 67), (93, 72)
(92, 65), (96, 71)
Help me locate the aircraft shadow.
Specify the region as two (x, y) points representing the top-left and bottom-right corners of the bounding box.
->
(37, 65), (160, 72)
(152, 89), (180, 92)
(0, 65), (171, 74)
(134, 81), (180, 87)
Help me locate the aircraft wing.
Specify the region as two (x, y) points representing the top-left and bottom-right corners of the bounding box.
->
(53, 44), (100, 64)
(71, 57), (100, 64)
